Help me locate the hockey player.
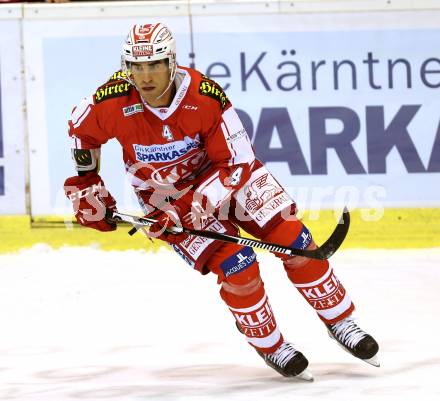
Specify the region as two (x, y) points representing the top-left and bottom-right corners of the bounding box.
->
(64, 23), (379, 380)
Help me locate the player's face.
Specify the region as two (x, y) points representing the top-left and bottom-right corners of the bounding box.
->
(130, 60), (171, 105)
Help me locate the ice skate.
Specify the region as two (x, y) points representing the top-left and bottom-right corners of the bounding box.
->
(235, 322), (313, 380)
(326, 316), (380, 367)
(257, 342), (313, 381)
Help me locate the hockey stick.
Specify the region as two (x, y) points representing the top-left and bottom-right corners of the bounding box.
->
(105, 208), (350, 260)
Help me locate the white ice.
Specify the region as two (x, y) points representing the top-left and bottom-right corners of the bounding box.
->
(0, 246), (439, 401)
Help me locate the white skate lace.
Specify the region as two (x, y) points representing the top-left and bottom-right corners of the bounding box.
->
(267, 342), (298, 368)
(330, 317), (367, 349)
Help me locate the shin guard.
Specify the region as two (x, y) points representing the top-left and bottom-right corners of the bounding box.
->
(287, 259), (354, 324)
(263, 219), (355, 324)
(208, 244), (283, 354)
(222, 285), (283, 354)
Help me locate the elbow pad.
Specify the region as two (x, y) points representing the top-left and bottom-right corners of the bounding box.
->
(71, 148), (101, 174)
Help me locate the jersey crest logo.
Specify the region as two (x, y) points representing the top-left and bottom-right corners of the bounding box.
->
(152, 151), (206, 184)
(162, 125), (174, 141)
(199, 79), (230, 110)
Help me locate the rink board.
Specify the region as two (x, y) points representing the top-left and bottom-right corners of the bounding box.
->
(0, 1), (439, 250)
(0, 207), (438, 253)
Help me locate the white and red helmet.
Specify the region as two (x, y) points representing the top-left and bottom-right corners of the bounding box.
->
(121, 23), (177, 86)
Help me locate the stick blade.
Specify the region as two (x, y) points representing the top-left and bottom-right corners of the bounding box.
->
(312, 207), (350, 259)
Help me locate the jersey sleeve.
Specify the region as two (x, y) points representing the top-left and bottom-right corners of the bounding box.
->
(68, 94), (114, 173)
(68, 94), (113, 149)
(195, 103), (256, 209)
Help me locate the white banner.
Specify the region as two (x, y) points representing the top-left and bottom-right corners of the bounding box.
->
(19, 3), (440, 215)
(0, 16), (26, 214)
(191, 10), (440, 209)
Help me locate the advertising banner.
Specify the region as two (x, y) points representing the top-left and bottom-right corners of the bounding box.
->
(192, 10), (440, 210)
(0, 18), (26, 214)
(22, 6), (440, 215)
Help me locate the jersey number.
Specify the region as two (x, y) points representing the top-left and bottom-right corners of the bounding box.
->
(162, 125), (174, 141)
(228, 166), (244, 187)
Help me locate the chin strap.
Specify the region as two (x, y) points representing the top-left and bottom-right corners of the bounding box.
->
(156, 76), (175, 100)
(155, 61), (178, 100)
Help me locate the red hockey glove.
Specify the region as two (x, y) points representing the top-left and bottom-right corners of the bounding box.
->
(64, 172), (117, 232)
(148, 190), (208, 245)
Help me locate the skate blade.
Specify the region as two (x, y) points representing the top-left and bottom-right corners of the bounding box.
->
(328, 331), (380, 367)
(363, 354), (380, 367)
(295, 368), (314, 382)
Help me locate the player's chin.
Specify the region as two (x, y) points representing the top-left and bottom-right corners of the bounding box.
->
(141, 89), (158, 100)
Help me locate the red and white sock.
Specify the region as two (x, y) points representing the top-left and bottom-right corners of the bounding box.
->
(287, 259), (354, 324)
(226, 290), (283, 353)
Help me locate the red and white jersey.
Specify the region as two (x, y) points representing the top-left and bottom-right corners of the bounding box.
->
(68, 67), (255, 211)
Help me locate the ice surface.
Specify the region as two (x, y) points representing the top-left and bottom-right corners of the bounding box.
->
(0, 246), (439, 400)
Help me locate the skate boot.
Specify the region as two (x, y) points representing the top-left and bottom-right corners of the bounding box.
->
(256, 342), (313, 381)
(326, 316), (380, 367)
(235, 322), (313, 380)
